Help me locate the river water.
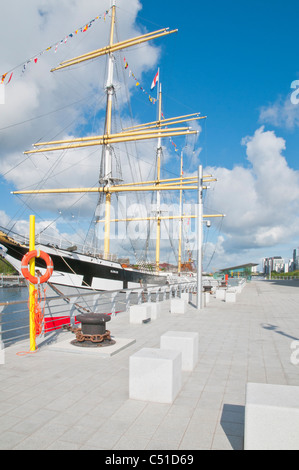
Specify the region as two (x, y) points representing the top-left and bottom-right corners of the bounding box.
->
(0, 287), (29, 345)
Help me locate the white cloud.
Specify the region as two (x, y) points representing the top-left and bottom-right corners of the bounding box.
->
(259, 90), (299, 129)
(0, 1), (160, 208)
(2, 2), (298, 271)
(203, 126), (299, 269)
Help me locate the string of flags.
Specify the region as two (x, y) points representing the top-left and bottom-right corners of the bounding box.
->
(123, 57), (181, 153)
(123, 60), (180, 151)
(2, 8), (183, 156)
(123, 57), (157, 105)
(1, 8), (111, 86)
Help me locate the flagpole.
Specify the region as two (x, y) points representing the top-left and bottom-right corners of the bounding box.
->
(155, 73), (162, 273)
(156, 67), (160, 104)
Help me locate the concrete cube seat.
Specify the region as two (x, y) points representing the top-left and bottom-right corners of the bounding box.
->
(204, 292), (210, 305)
(216, 288), (226, 300)
(170, 298), (187, 314)
(180, 292), (190, 302)
(244, 382), (299, 450)
(225, 291), (236, 302)
(129, 347), (182, 403)
(160, 331), (199, 371)
(129, 304), (151, 324)
(148, 302), (162, 320)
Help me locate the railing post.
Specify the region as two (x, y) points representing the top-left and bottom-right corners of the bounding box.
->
(137, 289), (142, 305)
(163, 287), (167, 301)
(111, 292), (117, 316)
(69, 296), (81, 328)
(125, 291), (131, 312)
(92, 294), (102, 312)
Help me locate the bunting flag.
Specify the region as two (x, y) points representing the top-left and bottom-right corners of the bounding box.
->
(1, 73), (7, 84)
(123, 57), (157, 104)
(122, 57), (181, 153)
(151, 69), (159, 90)
(0, 9), (111, 86)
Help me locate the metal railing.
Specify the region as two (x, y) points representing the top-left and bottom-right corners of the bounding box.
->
(0, 281), (197, 347)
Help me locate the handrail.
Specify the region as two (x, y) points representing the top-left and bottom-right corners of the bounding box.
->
(0, 280), (198, 347)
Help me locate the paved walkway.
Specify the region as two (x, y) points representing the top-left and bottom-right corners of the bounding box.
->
(1, 280), (299, 450)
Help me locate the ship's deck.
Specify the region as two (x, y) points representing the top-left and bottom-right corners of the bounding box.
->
(1, 279), (299, 450)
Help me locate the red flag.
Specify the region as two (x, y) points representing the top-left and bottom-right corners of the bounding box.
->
(150, 69), (159, 90)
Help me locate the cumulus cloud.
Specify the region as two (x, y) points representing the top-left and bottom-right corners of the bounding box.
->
(259, 83), (299, 129)
(0, 0), (159, 169)
(2, 2), (298, 270)
(0, 2), (161, 209)
(204, 126), (299, 269)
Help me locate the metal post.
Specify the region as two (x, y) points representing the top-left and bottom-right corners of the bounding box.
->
(111, 292), (117, 316)
(125, 291), (131, 312)
(197, 165), (203, 309)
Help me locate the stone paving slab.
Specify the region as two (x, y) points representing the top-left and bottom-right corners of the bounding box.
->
(1, 280), (299, 450)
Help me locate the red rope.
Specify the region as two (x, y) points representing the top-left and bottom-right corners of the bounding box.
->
(17, 286), (47, 356)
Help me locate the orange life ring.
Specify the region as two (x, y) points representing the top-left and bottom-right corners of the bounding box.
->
(21, 250), (54, 284)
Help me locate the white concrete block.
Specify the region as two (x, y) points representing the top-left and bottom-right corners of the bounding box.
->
(170, 298), (187, 314)
(244, 382), (299, 450)
(148, 302), (162, 320)
(225, 291), (236, 302)
(129, 303), (151, 324)
(204, 292), (210, 305)
(215, 288), (226, 300)
(160, 331), (199, 371)
(180, 292), (190, 302)
(129, 348), (182, 403)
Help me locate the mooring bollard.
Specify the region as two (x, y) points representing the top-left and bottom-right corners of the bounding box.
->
(65, 313), (115, 348)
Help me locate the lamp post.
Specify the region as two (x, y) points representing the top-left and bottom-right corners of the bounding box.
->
(197, 165), (203, 309)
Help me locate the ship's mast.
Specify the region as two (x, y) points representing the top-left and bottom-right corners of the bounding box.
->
(155, 79), (162, 273)
(178, 149), (184, 273)
(103, 1), (116, 259)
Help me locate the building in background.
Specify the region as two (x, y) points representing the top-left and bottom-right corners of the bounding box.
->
(262, 256), (287, 274)
(292, 248), (299, 271)
(218, 263), (258, 279)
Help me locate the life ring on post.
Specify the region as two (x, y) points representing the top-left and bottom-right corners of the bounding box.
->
(21, 250), (54, 284)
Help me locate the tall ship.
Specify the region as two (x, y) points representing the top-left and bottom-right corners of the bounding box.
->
(0, 2), (211, 295)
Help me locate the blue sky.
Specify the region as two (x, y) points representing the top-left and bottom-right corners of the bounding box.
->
(138, 0), (299, 168)
(1, 0), (299, 271)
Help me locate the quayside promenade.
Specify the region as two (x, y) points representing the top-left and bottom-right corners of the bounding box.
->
(1, 279), (299, 450)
